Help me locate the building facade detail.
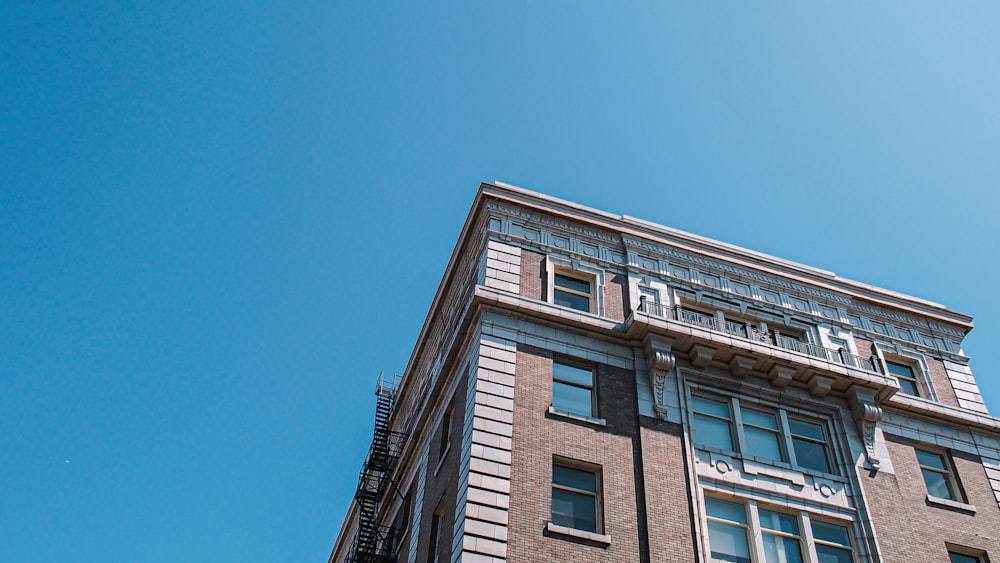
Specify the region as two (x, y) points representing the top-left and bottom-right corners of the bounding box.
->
(331, 182), (1000, 563)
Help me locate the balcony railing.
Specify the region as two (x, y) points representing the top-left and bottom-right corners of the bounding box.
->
(637, 298), (883, 374)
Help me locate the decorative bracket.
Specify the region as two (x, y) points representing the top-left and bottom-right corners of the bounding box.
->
(645, 339), (675, 420)
(849, 388), (883, 472)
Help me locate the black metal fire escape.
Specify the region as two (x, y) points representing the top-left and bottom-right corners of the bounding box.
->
(348, 372), (408, 563)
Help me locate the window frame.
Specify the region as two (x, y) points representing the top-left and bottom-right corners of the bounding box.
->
(551, 358), (598, 420)
(553, 270), (595, 313)
(425, 499), (444, 563)
(690, 393), (837, 477)
(947, 545), (990, 563)
(915, 447), (963, 503)
(550, 458), (603, 534)
(885, 359), (921, 397)
(702, 494), (857, 563)
(544, 257), (603, 316)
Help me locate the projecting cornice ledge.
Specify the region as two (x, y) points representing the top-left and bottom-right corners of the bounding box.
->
(625, 308), (900, 403)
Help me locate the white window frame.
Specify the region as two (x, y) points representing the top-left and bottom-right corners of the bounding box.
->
(550, 358), (601, 422)
(550, 457), (603, 534)
(874, 345), (937, 401)
(915, 447), (973, 512)
(701, 493), (858, 563)
(690, 393), (837, 476)
(545, 256), (604, 316)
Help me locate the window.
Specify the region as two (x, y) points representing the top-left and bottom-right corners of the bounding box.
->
(759, 508), (804, 563)
(553, 272), (593, 312)
(426, 502), (443, 563)
(438, 411), (452, 462)
(742, 407), (784, 462)
(552, 360), (595, 418)
(551, 461), (601, 533)
(949, 551), (986, 563)
(811, 520), (855, 563)
(691, 395), (835, 475)
(692, 396), (735, 451)
(705, 497), (751, 563)
(704, 497), (855, 563)
(916, 449), (960, 501)
(788, 417), (832, 474)
(886, 360), (920, 396)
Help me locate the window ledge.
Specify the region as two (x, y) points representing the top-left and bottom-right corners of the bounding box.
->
(926, 495), (976, 514)
(548, 406), (606, 427)
(546, 522), (611, 545)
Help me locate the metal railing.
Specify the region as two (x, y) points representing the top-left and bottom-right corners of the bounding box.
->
(635, 300), (882, 374)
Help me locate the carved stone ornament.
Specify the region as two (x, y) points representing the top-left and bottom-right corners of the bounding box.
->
(647, 346), (675, 421)
(849, 390), (883, 472)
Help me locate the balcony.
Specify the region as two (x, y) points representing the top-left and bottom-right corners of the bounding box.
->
(627, 299), (896, 399)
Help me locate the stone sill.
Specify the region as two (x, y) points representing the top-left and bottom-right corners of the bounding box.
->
(548, 406), (607, 427)
(546, 522), (611, 545)
(926, 494), (976, 514)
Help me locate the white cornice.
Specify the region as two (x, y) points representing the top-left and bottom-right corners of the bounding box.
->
(483, 181), (973, 333)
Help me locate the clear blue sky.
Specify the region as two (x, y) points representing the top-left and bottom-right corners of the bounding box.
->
(2, 3), (998, 561)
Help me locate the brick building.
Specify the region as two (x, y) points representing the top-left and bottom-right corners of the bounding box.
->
(330, 182), (1000, 563)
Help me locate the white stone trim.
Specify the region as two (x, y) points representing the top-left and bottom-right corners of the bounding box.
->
(456, 331), (515, 561)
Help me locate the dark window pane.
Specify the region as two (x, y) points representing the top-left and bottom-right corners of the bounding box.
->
(788, 418), (825, 441)
(552, 381), (593, 416)
(811, 521), (851, 546)
(762, 533), (803, 563)
(553, 362), (593, 386)
(745, 426), (783, 461)
(554, 274), (591, 294)
(707, 521), (751, 563)
(916, 450), (947, 471)
(554, 290), (590, 311)
(815, 544), (853, 563)
(693, 396), (731, 418)
(897, 377), (919, 395)
(551, 488), (596, 532)
(949, 553), (981, 563)
(886, 361), (914, 379)
(705, 498), (747, 524)
(553, 464), (597, 493)
(921, 469), (955, 500)
(792, 437), (831, 473)
(742, 408), (778, 429)
(758, 509), (799, 534)
(887, 362), (919, 395)
(694, 413), (734, 451)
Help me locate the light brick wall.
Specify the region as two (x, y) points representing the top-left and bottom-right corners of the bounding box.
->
(505, 344), (666, 562)
(518, 249), (545, 302)
(859, 434), (1000, 560)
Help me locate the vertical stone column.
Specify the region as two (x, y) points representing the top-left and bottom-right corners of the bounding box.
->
(453, 332), (516, 562)
(406, 442), (430, 562)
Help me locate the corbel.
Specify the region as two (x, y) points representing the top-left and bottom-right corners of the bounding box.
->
(645, 338), (675, 420)
(848, 388), (883, 473)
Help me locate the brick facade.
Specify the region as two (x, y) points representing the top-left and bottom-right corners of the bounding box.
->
(860, 434), (1000, 560)
(331, 182), (1000, 563)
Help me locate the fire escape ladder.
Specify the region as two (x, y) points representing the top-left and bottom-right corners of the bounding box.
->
(348, 373), (407, 563)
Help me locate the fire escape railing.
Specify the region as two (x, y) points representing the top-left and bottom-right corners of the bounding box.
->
(348, 373), (408, 563)
(637, 298), (884, 374)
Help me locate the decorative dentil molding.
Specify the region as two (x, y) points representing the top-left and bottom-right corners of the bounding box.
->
(485, 200), (966, 346)
(485, 201), (619, 244)
(621, 236), (851, 304)
(645, 339), (676, 421)
(848, 389), (883, 473)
